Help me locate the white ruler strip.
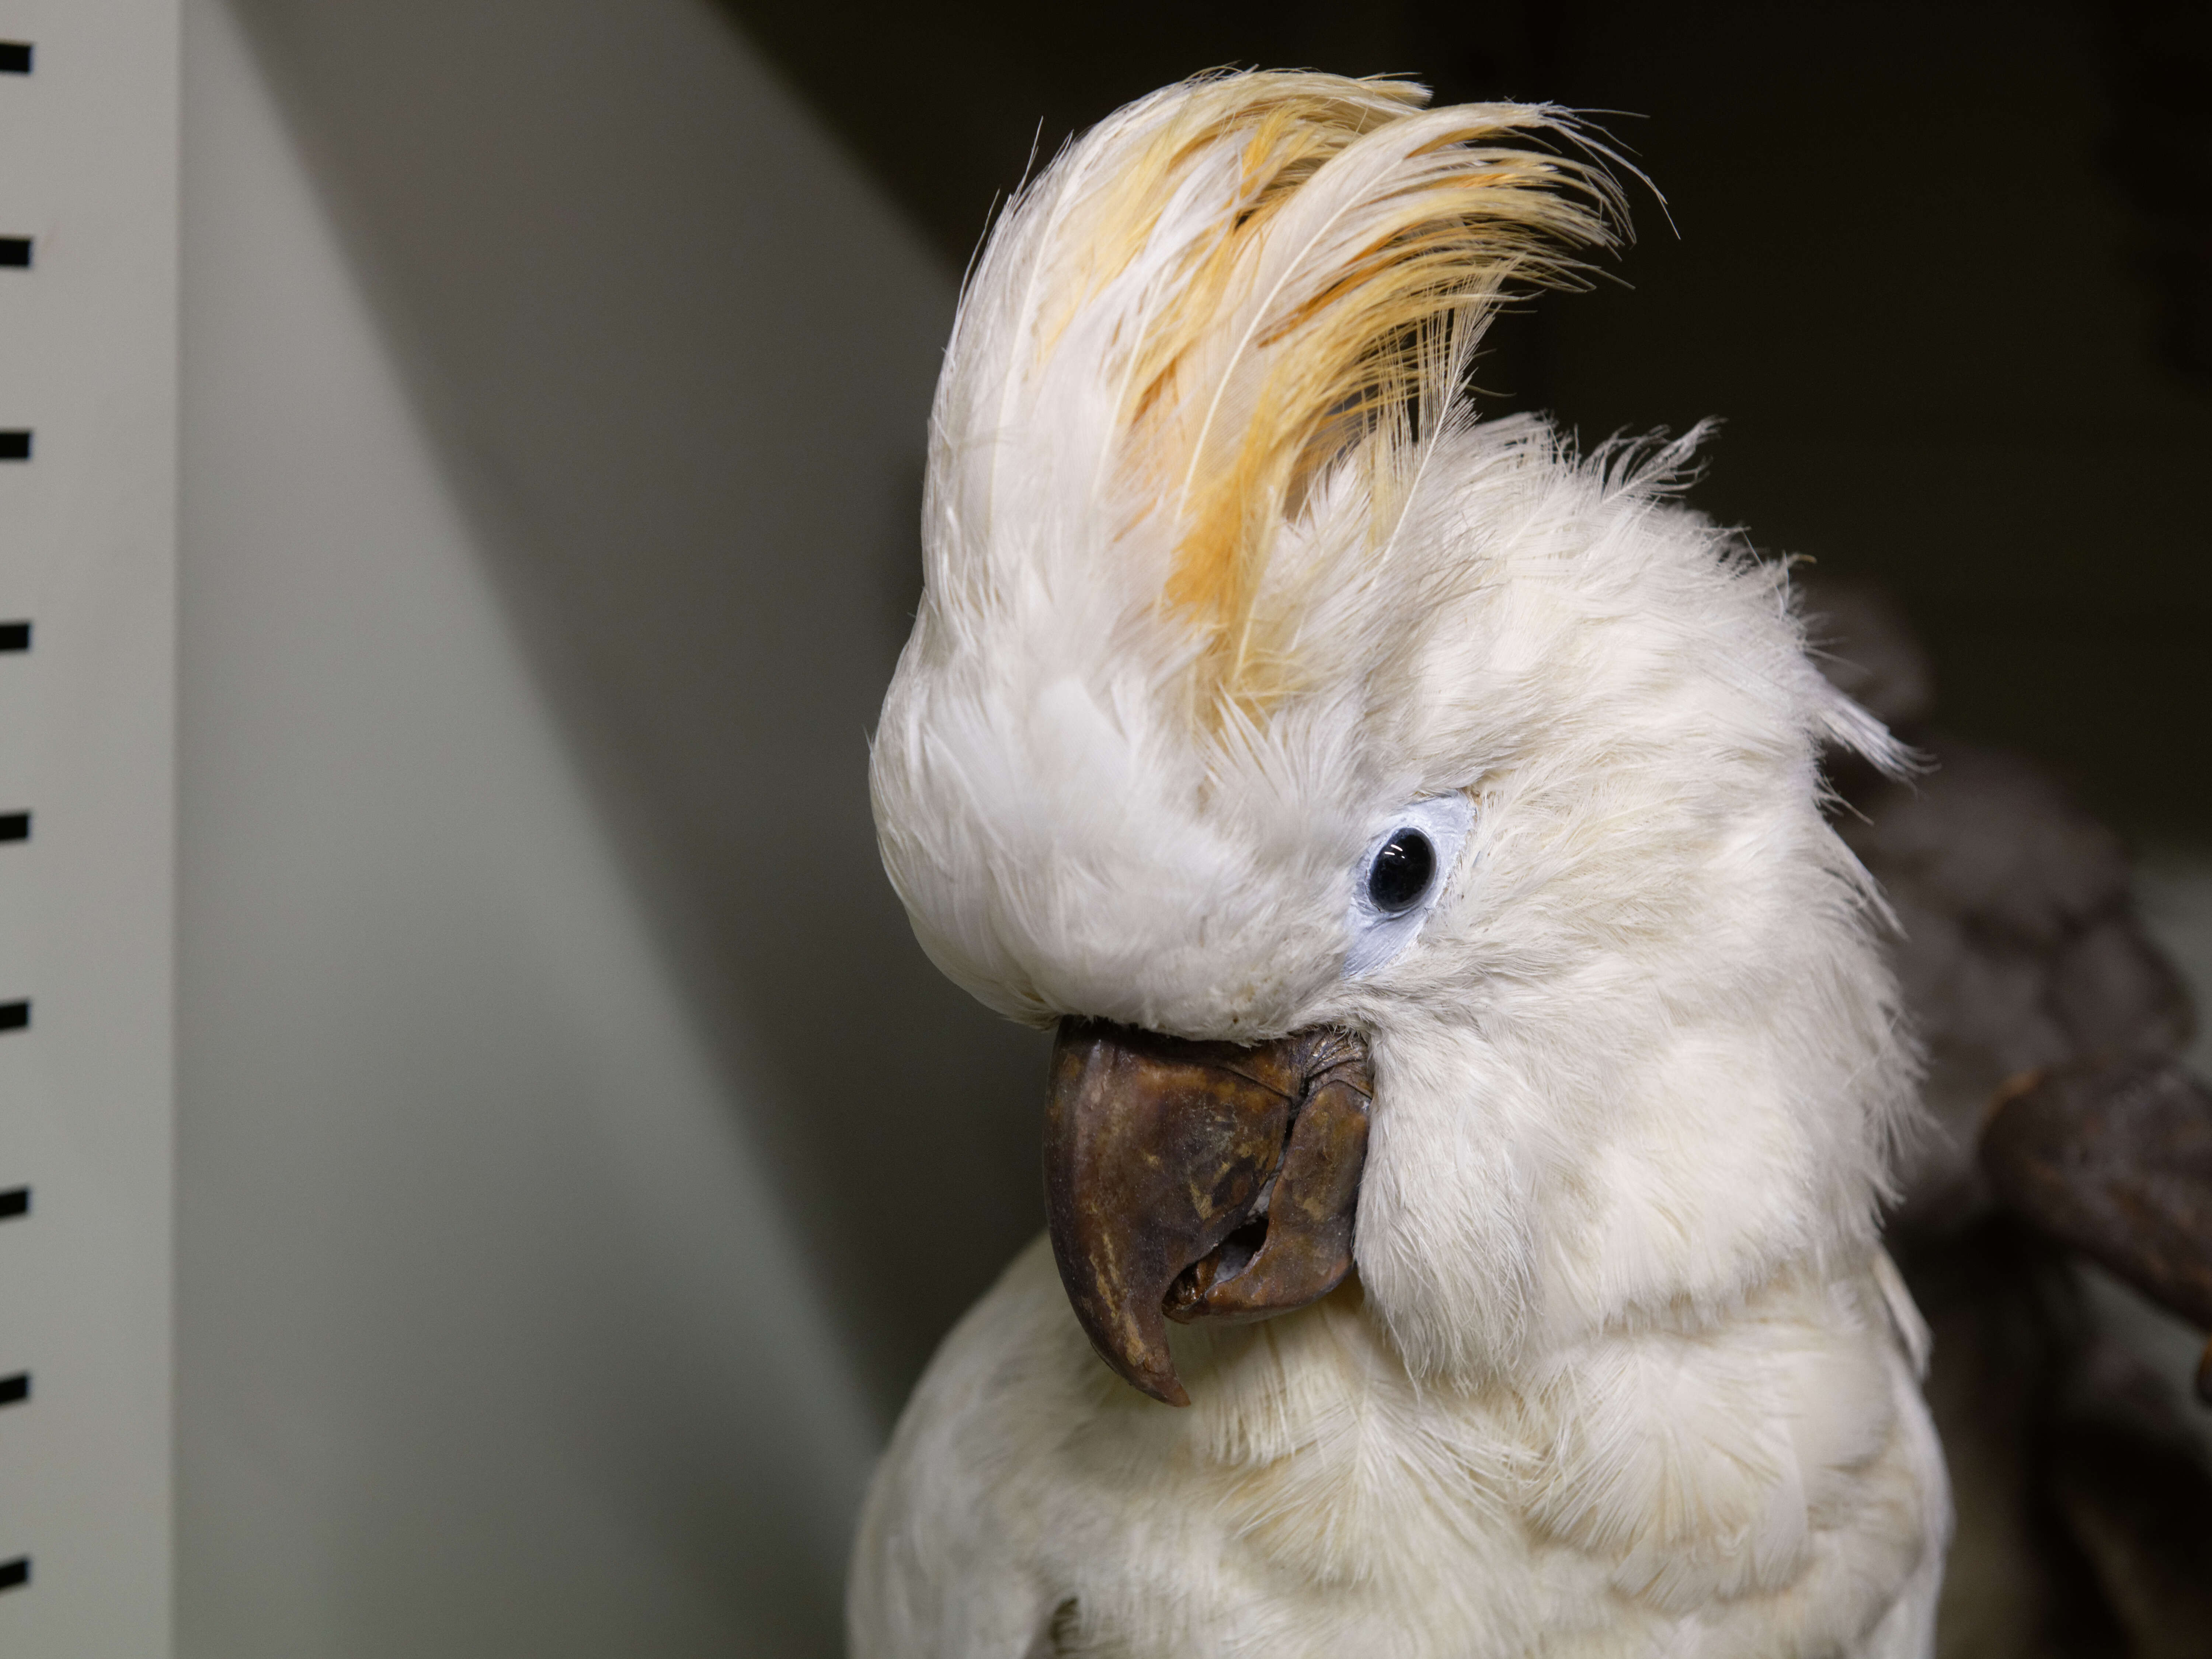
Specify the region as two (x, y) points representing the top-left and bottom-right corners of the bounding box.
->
(0, 0), (179, 1652)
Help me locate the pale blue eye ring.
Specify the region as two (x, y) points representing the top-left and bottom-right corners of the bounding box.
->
(1343, 795), (1472, 979)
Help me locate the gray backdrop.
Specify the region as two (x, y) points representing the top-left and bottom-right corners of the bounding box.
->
(177, 1), (1041, 1652)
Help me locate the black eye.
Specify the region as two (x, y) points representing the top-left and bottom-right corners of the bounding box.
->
(1367, 828), (1435, 915)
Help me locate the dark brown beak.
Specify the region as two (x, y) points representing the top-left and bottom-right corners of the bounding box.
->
(1042, 1018), (1371, 1406)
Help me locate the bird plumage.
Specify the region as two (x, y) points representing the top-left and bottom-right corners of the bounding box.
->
(859, 69), (1949, 1658)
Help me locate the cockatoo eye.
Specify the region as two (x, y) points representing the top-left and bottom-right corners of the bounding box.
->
(1343, 794), (1474, 979)
(1367, 830), (1435, 914)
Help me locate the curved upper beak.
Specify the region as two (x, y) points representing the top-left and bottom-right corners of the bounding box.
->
(1042, 1018), (1371, 1405)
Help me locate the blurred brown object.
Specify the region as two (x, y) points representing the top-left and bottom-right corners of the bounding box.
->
(1983, 1058), (2212, 1406)
(1854, 748), (2195, 1237)
(1808, 575), (2195, 1239)
(1804, 573), (2212, 1659)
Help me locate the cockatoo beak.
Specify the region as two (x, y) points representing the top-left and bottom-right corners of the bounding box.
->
(1042, 1019), (1372, 1405)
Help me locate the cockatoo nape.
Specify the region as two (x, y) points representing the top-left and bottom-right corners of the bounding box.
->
(858, 70), (1950, 1659)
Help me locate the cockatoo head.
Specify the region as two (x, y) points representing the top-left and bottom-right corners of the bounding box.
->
(872, 72), (1915, 1402)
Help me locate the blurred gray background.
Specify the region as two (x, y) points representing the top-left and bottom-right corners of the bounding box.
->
(173, 1), (2210, 1655)
(180, 0), (1027, 1653)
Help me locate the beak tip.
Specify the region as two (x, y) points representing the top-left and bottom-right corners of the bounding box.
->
(1082, 1325), (1191, 1407)
(1124, 1365), (1190, 1408)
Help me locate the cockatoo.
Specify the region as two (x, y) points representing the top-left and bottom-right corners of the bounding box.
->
(854, 71), (1951, 1658)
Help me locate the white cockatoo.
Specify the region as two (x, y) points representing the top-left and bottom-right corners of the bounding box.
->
(854, 70), (1951, 1659)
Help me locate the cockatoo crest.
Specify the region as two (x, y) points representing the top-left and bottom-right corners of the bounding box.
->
(942, 73), (1621, 711)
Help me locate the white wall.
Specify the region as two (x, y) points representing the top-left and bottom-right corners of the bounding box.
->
(0, 1), (178, 1652)
(176, 1), (1041, 1653)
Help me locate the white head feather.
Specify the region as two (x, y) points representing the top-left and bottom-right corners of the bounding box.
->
(871, 70), (1916, 1382)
